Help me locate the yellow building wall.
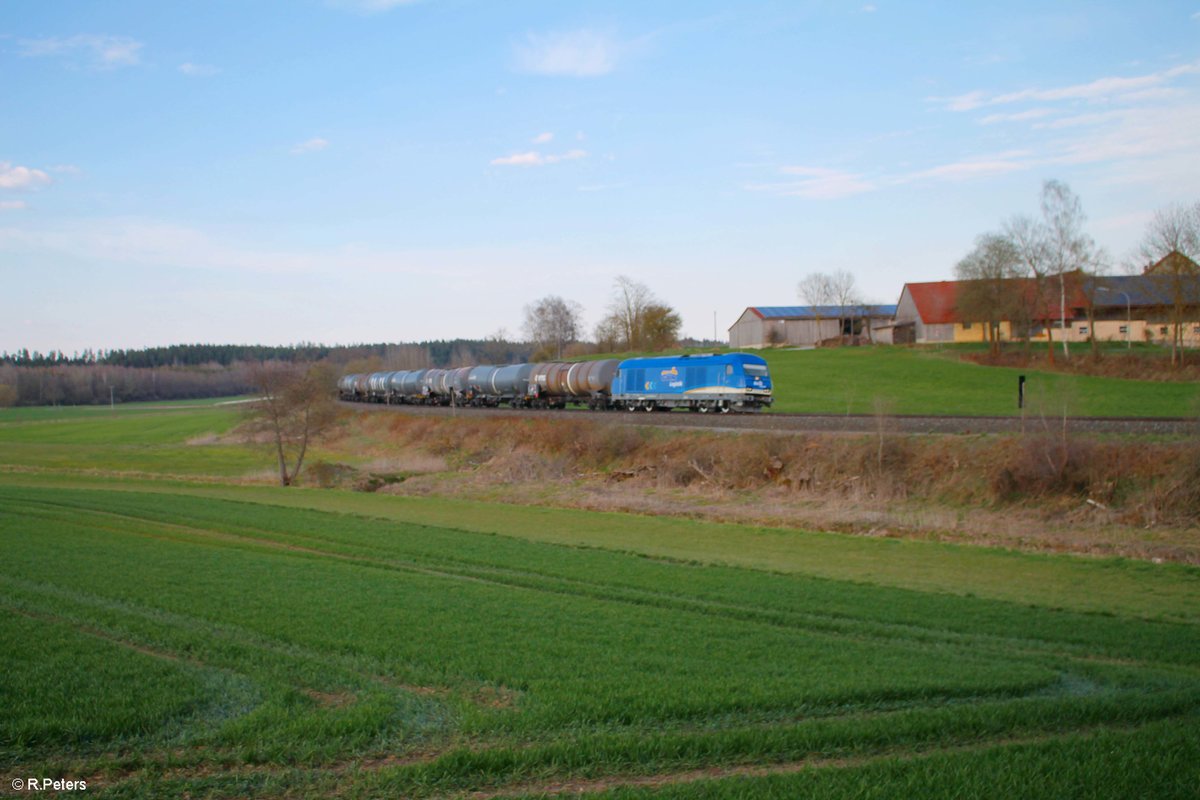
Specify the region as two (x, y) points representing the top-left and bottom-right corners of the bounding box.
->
(953, 322), (1013, 342)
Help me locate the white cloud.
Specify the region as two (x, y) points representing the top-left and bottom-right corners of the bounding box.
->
(0, 217), (514, 279)
(979, 108), (1055, 125)
(326, 0), (418, 12)
(491, 149), (587, 167)
(532, 132), (554, 144)
(514, 30), (619, 77)
(290, 137), (330, 155)
(489, 149), (588, 166)
(179, 62), (219, 77)
(0, 162), (52, 190)
(748, 166), (875, 199)
(18, 34), (143, 69)
(0, 201), (28, 211)
(901, 151), (1032, 182)
(933, 61), (1200, 112)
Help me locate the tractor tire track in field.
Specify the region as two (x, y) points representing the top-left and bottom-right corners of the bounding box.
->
(9, 496), (1163, 677)
(449, 721), (1161, 800)
(343, 401), (1197, 436)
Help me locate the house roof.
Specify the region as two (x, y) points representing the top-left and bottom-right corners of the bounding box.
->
(902, 282), (961, 325)
(1144, 250), (1200, 276)
(1090, 274), (1200, 308)
(750, 305), (897, 320)
(903, 277), (1091, 324)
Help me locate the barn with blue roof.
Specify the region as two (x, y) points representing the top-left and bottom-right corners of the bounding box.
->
(728, 304), (897, 348)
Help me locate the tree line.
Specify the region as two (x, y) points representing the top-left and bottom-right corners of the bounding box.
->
(1, 276), (689, 406)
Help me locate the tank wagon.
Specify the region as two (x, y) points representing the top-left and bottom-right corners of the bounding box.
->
(341, 353), (772, 412)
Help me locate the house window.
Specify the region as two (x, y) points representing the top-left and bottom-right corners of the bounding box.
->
(962, 322), (972, 330)
(1161, 326), (1169, 335)
(1194, 326), (1200, 334)
(1119, 325), (1128, 334)
(1078, 326), (1088, 335)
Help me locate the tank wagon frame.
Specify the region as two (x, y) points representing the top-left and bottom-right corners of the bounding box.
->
(339, 353), (773, 413)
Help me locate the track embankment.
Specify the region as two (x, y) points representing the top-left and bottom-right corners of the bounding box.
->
(340, 401), (1194, 436)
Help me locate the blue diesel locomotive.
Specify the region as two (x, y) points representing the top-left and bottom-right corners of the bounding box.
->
(611, 353), (772, 413)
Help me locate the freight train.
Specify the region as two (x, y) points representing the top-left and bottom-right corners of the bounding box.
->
(338, 353), (773, 413)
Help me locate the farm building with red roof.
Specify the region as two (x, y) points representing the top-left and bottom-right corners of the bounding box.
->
(894, 277), (1092, 345)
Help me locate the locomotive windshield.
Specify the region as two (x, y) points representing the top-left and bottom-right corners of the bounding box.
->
(744, 364), (768, 375)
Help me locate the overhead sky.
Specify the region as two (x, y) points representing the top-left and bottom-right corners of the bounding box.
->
(2, 1), (1198, 354)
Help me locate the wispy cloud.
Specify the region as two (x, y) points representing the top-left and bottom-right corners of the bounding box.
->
(290, 137), (330, 155)
(577, 182), (629, 192)
(932, 61), (1200, 112)
(0, 162), (52, 191)
(491, 149), (588, 167)
(861, 4), (877, 12)
(0, 201), (28, 212)
(18, 34), (143, 69)
(532, 132), (554, 144)
(179, 62), (219, 77)
(979, 108), (1055, 125)
(326, 0), (419, 12)
(747, 166), (875, 199)
(514, 30), (619, 77)
(900, 151), (1032, 182)
(0, 217), (500, 278)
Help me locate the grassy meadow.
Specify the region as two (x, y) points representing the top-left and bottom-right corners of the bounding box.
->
(589, 344), (1200, 416)
(1, 363), (1199, 798)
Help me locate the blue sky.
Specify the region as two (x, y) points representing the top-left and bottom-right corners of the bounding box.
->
(2, 1), (1198, 353)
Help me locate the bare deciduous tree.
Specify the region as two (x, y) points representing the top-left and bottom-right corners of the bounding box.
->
(244, 362), (338, 487)
(1040, 180), (1102, 360)
(798, 271), (861, 342)
(523, 295), (584, 360)
(955, 233), (1023, 355)
(1005, 181), (1099, 362)
(595, 277), (681, 352)
(828, 269), (863, 339)
(1136, 201), (1200, 366)
(797, 272), (833, 336)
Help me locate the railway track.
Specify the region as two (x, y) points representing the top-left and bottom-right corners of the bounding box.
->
(341, 401), (1195, 436)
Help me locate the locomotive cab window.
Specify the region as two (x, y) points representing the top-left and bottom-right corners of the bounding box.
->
(744, 364), (768, 376)
(725, 365), (733, 375)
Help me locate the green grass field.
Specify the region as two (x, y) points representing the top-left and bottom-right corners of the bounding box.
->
(0, 398), (1198, 797)
(758, 346), (1200, 416)
(581, 344), (1200, 417)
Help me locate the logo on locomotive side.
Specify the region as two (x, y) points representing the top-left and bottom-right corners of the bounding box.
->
(660, 367), (679, 379)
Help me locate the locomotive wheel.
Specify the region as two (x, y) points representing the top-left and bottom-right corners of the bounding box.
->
(626, 401), (638, 412)
(719, 403), (731, 414)
(643, 403), (654, 412)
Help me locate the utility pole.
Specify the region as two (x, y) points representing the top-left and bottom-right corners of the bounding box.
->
(109, 386), (114, 411)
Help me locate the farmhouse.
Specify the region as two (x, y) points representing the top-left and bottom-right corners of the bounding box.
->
(894, 254), (1200, 346)
(728, 305), (898, 348)
(1090, 253), (1200, 345)
(893, 278), (1090, 345)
